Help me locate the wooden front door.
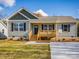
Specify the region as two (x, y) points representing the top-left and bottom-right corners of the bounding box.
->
(33, 25), (38, 35)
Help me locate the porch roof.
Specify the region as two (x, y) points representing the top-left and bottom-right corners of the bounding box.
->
(30, 16), (77, 23)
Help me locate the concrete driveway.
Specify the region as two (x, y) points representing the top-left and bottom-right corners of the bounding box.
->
(50, 42), (79, 59)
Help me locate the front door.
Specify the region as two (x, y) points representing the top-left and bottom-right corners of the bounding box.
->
(77, 25), (79, 37)
(33, 25), (38, 35)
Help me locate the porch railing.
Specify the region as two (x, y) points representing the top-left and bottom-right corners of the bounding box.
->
(37, 30), (56, 40)
(29, 31), (32, 40)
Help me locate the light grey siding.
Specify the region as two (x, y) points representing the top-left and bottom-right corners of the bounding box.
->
(56, 23), (77, 37)
(9, 13), (28, 20)
(7, 20), (29, 37)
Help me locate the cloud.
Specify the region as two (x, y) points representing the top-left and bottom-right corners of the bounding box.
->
(0, 6), (3, 11)
(0, 0), (15, 7)
(0, 0), (15, 18)
(0, 6), (4, 13)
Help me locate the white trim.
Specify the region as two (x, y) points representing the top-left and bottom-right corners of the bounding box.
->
(8, 20), (29, 21)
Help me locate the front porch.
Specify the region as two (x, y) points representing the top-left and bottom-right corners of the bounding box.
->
(29, 23), (56, 41)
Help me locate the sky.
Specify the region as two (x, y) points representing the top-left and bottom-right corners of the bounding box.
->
(0, 0), (79, 18)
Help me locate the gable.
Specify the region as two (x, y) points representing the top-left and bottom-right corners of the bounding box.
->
(9, 13), (28, 20)
(19, 9), (38, 19)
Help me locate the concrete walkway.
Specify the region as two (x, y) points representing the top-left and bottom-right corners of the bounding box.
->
(50, 42), (79, 59)
(25, 41), (50, 44)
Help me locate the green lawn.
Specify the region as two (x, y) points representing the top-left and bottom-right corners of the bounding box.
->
(0, 40), (50, 59)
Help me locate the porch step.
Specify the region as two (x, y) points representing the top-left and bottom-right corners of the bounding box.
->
(30, 35), (37, 41)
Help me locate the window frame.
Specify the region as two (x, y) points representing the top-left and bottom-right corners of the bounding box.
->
(62, 24), (70, 32)
(49, 24), (55, 30)
(12, 22), (26, 31)
(19, 23), (25, 31)
(13, 23), (18, 31)
(42, 24), (48, 30)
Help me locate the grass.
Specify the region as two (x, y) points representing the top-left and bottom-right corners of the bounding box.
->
(0, 40), (50, 59)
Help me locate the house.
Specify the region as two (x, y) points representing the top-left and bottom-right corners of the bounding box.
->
(0, 8), (79, 41)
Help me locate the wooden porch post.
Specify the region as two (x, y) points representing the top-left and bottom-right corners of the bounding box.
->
(29, 22), (31, 40)
(76, 22), (78, 37)
(55, 23), (58, 41)
(37, 23), (41, 40)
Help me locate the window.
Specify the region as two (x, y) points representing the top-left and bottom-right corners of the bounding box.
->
(12, 23), (26, 31)
(19, 23), (26, 31)
(13, 23), (18, 31)
(42, 24), (55, 30)
(49, 24), (55, 30)
(19, 23), (24, 31)
(62, 24), (70, 32)
(42, 24), (47, 30)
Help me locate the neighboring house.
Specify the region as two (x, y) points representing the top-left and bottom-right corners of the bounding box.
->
(0, 21), (7, 39)
(0, 8), (79, 40)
